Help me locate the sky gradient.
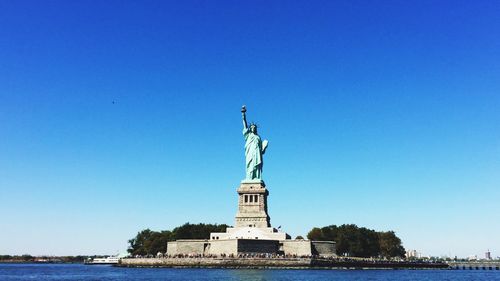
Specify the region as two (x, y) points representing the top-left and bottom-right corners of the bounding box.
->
(1, 0), (499, 258)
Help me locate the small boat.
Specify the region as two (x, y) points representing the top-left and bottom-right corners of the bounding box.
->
(85, 255), (120, 265)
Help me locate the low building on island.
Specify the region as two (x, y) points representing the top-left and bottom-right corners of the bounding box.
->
(167, 179), (335, 257)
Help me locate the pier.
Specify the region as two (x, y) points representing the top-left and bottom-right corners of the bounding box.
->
(447, 261), (500, 270)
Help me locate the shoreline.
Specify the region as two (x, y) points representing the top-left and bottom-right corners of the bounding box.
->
(118, 257), (449, 270)
(0, 261), (83, 264)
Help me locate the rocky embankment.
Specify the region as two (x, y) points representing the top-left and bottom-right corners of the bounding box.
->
(119, 257), (449, 269)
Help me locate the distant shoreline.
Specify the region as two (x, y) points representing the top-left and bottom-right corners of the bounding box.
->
(0, 255), (88, 264)
(0, 261), (83, 264)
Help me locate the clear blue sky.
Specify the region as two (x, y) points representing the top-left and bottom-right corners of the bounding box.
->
(1, 0), (499, 258)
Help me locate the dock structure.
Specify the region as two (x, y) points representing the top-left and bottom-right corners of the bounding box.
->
(447, 261), (500, 270)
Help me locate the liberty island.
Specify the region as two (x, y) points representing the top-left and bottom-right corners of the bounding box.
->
(119, 108), (446, 269)
(125, 106), (337, 261)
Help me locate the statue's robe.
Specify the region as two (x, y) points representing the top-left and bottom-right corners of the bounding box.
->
(243, 128), (263, 180)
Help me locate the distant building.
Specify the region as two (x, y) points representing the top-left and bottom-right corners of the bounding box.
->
(485, 250), (491, 260)
(468, 255), (478, 261)
(406, 249), (419, 258)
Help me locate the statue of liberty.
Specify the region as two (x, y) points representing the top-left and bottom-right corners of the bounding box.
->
(241, 106), (268, 181)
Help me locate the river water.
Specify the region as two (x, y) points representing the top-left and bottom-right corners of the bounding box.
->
(0, 263), (499, 280)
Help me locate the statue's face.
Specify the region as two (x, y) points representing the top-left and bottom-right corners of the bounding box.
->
(250, 125), (257, 133)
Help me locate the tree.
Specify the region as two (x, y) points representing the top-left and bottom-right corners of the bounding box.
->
(171, 223), (229, 240)
(148, 231), (172, 255)
(306, 224), (404, 258)
(307, 228), (323, 240)
(128, 223), (230, 256)
(21, 255), (33, 262)
(295, 235), (304, 240)
(356, 227), (380, 257)
(378, 231), (405, 258)
(128, 229), (156, 256)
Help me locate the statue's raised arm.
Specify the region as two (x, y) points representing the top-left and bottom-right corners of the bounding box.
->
(241, 105), (248, 129)
(240, 105), (266, 181)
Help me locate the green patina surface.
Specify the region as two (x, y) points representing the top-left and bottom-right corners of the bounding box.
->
(241, 106), (268, 181)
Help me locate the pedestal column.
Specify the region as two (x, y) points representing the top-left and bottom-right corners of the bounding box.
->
(235, 181), (271, 228)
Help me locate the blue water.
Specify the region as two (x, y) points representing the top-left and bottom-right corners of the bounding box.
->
(0, 264), (499, 281)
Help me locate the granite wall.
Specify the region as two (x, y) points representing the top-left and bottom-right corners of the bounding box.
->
(311, 241), (336, 257)
(281, 240), (312, 256)
(167, 240), (207, 256)
(120, 257), (312, 268)
(237, 239), (279, 254)
(207, 239), (238, 256)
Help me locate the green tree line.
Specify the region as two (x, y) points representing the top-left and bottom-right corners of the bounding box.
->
(127, 223), (228, 256)
(0, 255), (87, 263)
(307, 224), (405, 258)
(128, 223), (405, 258)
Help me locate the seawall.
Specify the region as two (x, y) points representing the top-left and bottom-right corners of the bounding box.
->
(118, 257), (449, 269)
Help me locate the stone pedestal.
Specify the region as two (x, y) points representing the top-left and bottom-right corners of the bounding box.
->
(172, 178), (334, 257)
(235, 180), (270, 228)
(209, 180), (288, 241)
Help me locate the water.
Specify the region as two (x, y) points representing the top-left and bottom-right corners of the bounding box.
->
(0, 263), (499, 281)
